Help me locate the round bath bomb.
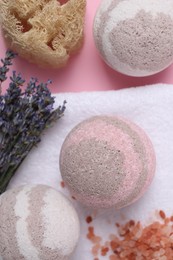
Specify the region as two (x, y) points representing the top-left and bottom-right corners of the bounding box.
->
(60, 116), (156, 209)
(93, 0), (173, 76)
(0, 184), (80, 260)
(0, 0), (86, 68)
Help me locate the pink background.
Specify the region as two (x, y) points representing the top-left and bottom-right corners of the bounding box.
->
(1, 0), (173, 93)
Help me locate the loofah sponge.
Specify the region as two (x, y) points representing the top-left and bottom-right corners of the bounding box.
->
(60, 115), (156, 209)
(0, 0), (86, 68)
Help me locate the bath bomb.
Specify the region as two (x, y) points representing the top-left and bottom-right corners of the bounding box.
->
(0, 0), (86, 68)
(60, 116), (156, 209)
(93, 0), (173, 77)
(0, 184), (80, 260)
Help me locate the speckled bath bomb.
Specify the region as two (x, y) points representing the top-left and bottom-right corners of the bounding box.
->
(93, 0), (173, 76)
(60, 116), (156, 209)
(0, 184), (80, 260)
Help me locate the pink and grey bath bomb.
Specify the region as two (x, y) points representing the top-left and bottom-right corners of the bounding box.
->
(0, 184), (80, 260)
(93, 0), (173, 77)
(60, 116), (156, 209)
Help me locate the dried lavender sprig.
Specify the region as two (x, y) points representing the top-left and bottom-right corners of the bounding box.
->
(0, 72), (66, 175)
(0, 51), (66, 194)
(0, 50), (17, 93)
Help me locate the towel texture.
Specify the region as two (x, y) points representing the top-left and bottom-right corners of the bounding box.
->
(8, 84), (173, 259)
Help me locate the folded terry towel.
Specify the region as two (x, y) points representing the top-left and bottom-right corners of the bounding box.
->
(8, 84), (173, 259)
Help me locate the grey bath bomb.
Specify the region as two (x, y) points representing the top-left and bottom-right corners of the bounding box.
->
(93, 0), (173, 76)
(0, 184), (80, 260)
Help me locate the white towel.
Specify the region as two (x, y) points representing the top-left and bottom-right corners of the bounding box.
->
(8, 83), (173, 260)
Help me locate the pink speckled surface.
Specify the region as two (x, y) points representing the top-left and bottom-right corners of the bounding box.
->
(60, 116), (156, 208)
(1, 0), (173, 93)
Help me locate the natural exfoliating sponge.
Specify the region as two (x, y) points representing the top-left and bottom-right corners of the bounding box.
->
(0, 0), (86, 68)
(93, 0), (173, 77)
(0, 184), (80, 260)
(60, 116), (156, 209)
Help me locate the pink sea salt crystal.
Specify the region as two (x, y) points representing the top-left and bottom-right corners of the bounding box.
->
(59, 115), (156, 209)
(87, 211), (173, 259)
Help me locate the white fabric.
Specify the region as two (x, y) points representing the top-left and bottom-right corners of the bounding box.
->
(8, 84), (173, 260)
